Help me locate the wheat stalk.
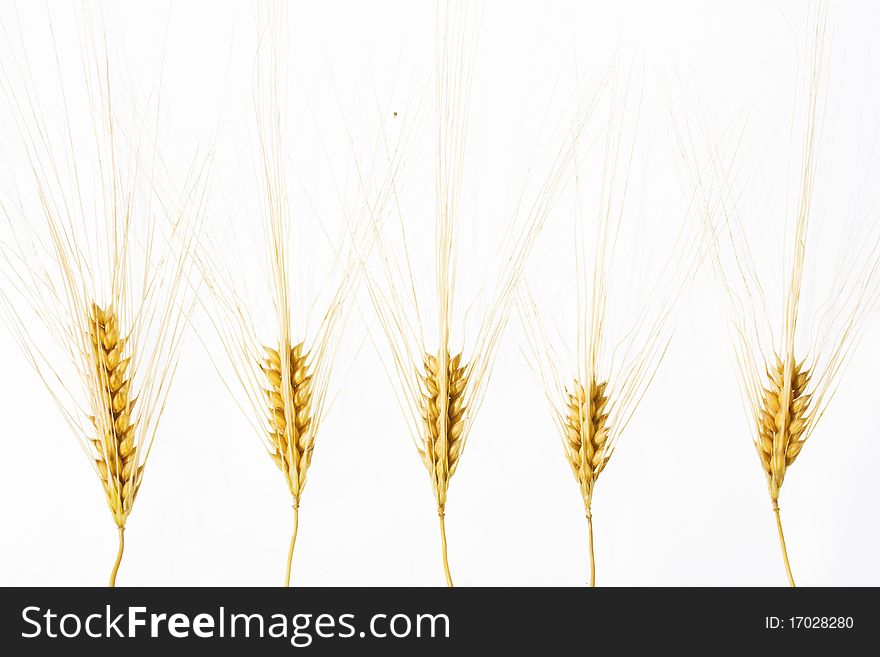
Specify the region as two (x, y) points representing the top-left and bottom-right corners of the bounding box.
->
(358, 0), (605, 586)
(191, 1), (393, 586)
(0, 6), (207, 585)
(692, 4), (880, 585)
(518, 71), (716, 585)
(87, 302), (144, 584)
(755, 355), (810, 585)
(419, 348), (468, 585)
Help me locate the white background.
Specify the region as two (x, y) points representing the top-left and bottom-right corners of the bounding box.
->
(0, 0), (879, 586)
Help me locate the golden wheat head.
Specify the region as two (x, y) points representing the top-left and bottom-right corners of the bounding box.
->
(755, 354), (811, 504)
(419, 350), (468, 511)
(263, 342), (314, 505)
(88, 303), (144, 528)
(563, 377), (611, 512)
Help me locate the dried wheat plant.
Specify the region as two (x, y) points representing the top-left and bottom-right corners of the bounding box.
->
(517, 78), (717, 587)
(192, 3), (404, 586)
(358, 0), (605, 586)
(0, 8), (207, 585)
(688, 6), (880, 586)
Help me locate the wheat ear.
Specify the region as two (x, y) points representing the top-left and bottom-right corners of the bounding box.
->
(753, 355), (811, 586)
(263, 342), (313, 585)
(88, 303), (144, 584)
(563, 378), (610, 585)
(421, 349), (468, 585)
(263, 343), (314, 502)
